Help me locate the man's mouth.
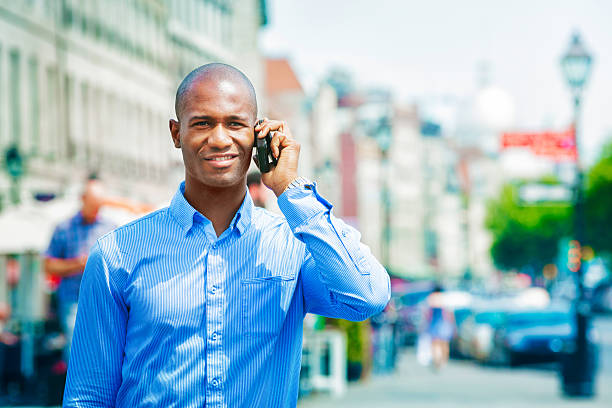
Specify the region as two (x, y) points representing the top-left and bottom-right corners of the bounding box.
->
(207, 155), (235, 161)
(204, 154), (238, 167)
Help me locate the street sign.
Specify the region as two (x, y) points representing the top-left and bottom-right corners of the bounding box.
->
(501, 126), (576, 161)
(519, 183), (573, 203)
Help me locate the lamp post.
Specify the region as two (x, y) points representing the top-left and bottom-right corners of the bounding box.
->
(558, 31), (597, 397)
(3, 144), (25, 206)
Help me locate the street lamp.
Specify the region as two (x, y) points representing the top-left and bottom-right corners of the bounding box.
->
(560, 34), (593, 98)
(558, 31), (596, 397)
(3, 144), (25, 206)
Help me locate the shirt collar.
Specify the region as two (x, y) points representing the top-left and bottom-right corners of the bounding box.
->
(169, 181), (253, 237)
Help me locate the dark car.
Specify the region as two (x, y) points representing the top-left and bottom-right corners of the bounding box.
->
(490, 307), (576, 366)
(593, 282), (612, 314)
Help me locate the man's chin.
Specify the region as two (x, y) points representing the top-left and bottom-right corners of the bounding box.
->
(197, 173), (246, 189)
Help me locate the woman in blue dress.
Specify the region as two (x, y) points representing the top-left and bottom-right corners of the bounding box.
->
(425, 285), (455, 369)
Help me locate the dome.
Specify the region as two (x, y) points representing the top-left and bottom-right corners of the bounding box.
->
(474, 85), (516, 131)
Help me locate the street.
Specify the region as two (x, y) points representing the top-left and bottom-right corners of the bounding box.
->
(298, 316), (612, 408)
(0, 318), (610, 407)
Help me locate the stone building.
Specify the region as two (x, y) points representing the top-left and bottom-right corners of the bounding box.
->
(0, 0), (267, 208)
(0, 0), (267, 379)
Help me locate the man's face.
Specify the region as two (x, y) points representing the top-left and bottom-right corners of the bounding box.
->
(81, 180), (105, 223)
(170, 77), (255, 189)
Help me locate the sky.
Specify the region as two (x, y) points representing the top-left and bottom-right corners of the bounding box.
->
(259, 0), (612, 165)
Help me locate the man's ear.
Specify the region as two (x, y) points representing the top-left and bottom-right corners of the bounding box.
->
(169, 119), (181, 148)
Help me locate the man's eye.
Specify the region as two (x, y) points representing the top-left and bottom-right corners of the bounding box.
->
(195, 121), (210, 127)
(229, 122), (243, 128)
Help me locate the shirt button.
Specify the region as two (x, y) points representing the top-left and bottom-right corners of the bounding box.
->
(211, 243), (217, 250)
(341, 230), (347, 237)
(211, 332), (218, 341)
(211, 378), (220, 387)
(210, 286), (217, 294)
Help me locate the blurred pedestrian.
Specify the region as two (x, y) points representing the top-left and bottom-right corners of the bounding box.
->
(247, 171), (267, 207)
(43, 176), (115, 361)
(424, 284), (455, 370)
(0, 302), (18, 401)
(63, 63), (391, 407)
(0, 303), (17, 348)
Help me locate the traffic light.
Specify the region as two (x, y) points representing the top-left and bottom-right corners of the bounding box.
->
(567, 240), (581, 273)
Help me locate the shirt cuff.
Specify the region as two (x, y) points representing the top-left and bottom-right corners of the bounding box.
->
(277, 182), (332, 231)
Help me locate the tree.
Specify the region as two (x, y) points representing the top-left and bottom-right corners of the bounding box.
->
(486, 182), (572, 272)
(585, 141), (612, 256)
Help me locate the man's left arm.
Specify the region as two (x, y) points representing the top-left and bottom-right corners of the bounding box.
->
(278, 184), (391, 321)
(256, 119), (390, 321)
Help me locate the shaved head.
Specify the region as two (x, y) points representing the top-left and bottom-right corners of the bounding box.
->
(174, 63), (257, 121)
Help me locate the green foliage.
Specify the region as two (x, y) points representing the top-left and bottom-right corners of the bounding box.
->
(586, 141), (612, 255)
(486, 140), (612, 270)
(327, 318), (370, 363)
(486, 182), (572, 271)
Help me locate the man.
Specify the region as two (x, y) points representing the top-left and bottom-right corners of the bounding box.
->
(0, 302), (18, 400)
(246, 171), (267, 207)
(44, 177), (115, 361)
(63, 63), (390, 407)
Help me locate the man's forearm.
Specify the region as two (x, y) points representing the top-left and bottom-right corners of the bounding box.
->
(278, 185), (391, 320)
(44, 257), (86, 277)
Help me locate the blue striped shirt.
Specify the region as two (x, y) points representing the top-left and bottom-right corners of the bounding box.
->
(63, 181), (390, 408)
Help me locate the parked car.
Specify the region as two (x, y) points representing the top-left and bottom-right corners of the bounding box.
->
(467, 310), (508, 363)
(489, 306), (577, 366)
(593, 282), (612, 314)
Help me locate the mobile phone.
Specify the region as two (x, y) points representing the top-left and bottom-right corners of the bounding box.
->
(254, 119), (278, 173)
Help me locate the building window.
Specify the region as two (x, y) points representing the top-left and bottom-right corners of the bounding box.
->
(81, 82), (90, 166)
(0, 45), (3, 149)
(28, 56), (39, 156)
(91, 87), (101, 169)
(64, 73), (75, 160)
(9, 49), (21, 146)
(45, 66), (59, 160)
(62, 0), (74, 28)
(80, 0), (88, 34)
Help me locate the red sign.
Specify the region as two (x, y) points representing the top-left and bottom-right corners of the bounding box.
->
(501, 126), (576, 161)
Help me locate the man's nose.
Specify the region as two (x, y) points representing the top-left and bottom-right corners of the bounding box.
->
(208, 124), (232, 148)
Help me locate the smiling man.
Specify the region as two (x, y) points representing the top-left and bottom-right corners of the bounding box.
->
(63, 63), (390, 408)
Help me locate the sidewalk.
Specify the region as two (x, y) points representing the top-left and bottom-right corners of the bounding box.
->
(298, 351), (612, 408)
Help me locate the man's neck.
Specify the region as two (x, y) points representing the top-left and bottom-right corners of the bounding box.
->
(183, 178), (246, 237)
(79, 211), (98, 225)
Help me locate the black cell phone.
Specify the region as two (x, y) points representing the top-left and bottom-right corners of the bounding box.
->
(254, 119), (278, 173)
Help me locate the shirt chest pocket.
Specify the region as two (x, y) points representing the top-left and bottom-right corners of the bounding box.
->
(241, 276), (293, 337)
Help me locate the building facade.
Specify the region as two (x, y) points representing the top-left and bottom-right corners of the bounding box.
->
(0, 0), (266, 208)
(0, 0), (267, 378)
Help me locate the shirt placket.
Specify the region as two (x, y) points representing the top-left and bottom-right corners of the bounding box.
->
(205, 238), (225, 407)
